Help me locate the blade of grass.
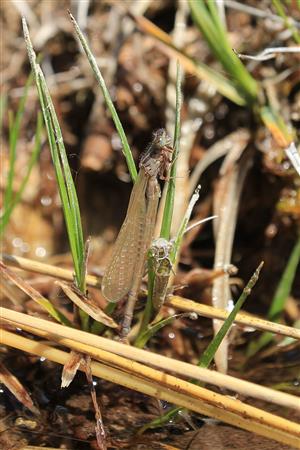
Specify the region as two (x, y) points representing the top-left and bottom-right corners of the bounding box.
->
(22, 18), (86, 293)
(247, 234), (300, 357)
(0, 112), (43, 236)
(160, 63), (182, 239)
(188, 0), (258, 104)
(199, 261), (264, 368)
(3, 72), (33, 215)
(260, 106), (294, 148)
(0, 261), (71, 326)
(272, 0), (300, 44)
(170, 186), (201, 264)
(135, 313), (195, 349)
(68, 11), (137, 182)
(131, 12), (247, 105)
(0, 92), (7, 129)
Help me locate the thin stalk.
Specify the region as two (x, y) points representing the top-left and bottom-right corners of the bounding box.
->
(69, 11), (137, 182)
(160, 63), (182, 239)
(0, 112), (43, 236)
(3, 72), (33, 214)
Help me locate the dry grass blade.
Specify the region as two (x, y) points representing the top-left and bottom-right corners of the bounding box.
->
(61, 350), (84, 388)
(0, 361), (39, 415)
(2, 253), (100, 286)
(167, 295), (300, 340)
(1, 307), (299, 413)
(56, 280), (118, 328)
(82, 355), (107, 450)
(189, 129), (250, 196)
(0, 260), (71, 326)
(2, 254), (299, 340)
(20, 447), (73, 450)
(1, 328), (300, 448)
(212, 150), (252, 373)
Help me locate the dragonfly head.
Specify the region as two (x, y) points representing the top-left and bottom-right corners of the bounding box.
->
(152, 128), (172, 148)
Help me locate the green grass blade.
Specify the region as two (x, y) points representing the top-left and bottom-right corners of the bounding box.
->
(188, 0), (258, 104)
(247, 235), (300, 357)
(3, 73), (33, 214)
(135, 313), (190, 349)
(0, 112), (43, 236)
(34, 293), (72, 326)
(272, 0), (300, 44)
(69, 12), (137, 183)
(160, 63), (182, 239)
(268, 235), (300, 321)
(138, 406), (182, 433)
(0, 92), (7, 129)
(22, 18), (85, 292)
(134, 14), (246, 105)
(37, 68), (84, 290)
(199, 262), (264, 368)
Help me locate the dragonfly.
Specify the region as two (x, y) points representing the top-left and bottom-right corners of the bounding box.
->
(101, 129), (173, 338)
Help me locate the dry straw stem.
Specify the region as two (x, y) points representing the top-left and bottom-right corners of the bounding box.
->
(21, 448), (68, 450)
(1, 328), (300, 448)
(2, 254), (300, 340)
(1, 307), (300, 414)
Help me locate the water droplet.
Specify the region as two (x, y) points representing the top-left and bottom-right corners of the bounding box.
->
(35, 246), (47, 257)
(41, 196), (52, 206)
(168, 332), (175, 339)
(191, 117), (203, 132)
(203, 125), (215, 139)
(111, 133), (122, 150)
(226, 299), (234, 312)
(40, 356), (46, 362)
(12, 237), (23, 248)
(0, 389), (4, 393)
(189, 98), (207, 114)
(93, 381), (98, 386)
(133, 82), (143, 93)
(189, 312), (198, 320)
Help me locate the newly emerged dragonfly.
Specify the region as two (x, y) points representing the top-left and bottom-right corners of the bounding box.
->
(101, 129), (173, 337)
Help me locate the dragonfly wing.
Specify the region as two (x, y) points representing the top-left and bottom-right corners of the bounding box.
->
(101, 173), (148, 302)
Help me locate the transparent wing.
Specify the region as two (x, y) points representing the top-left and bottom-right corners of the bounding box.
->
(101, 172), (148, 302)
